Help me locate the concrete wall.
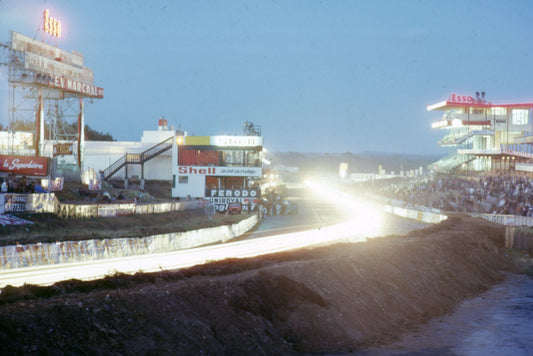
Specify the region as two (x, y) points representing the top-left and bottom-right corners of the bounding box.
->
(505, 227), (533, 254)
(0, 214), (258, 269)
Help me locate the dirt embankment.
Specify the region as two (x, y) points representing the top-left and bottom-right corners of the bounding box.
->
(0, 215), (521, 355)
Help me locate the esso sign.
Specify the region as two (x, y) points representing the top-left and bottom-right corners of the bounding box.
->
(449, 93), (474, 104)
(43, 10), (62, 38)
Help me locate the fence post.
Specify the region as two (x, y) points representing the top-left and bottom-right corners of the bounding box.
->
(505, 226), (515, 249)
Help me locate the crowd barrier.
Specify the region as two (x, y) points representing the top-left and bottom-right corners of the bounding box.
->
(0, 214), (258, 269)
(471, 213), (533, 227)
(1, 193), (58, 214)
(382, 204), (447, 224)
(0, 192), (207, 219)
(57, 199), (206, 219)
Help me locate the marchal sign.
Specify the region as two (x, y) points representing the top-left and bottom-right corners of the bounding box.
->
(51, 75), (104, 98)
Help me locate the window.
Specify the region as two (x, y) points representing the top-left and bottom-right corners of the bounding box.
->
(490, 107), (507, 116)
(246, 150), (262, 167)
(512, 109), (528, 125)
(222, 150), (244, 166)
(178, 148), (219, 166)
(178, 176), (188, 184)
(178, 146), (262, 167)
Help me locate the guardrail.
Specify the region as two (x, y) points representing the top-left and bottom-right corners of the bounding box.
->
(0, 214), (258, 269)
(470, 213), (533, 227)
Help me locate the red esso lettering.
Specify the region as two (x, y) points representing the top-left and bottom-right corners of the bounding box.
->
(449, 93), (474, 103)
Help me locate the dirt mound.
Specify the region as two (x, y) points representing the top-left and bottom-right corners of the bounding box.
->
(0, 214), (517, 354)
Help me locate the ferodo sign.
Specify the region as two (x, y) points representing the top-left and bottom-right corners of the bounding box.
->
(206, 188), (260, 198)
(0, 155), (49, 176)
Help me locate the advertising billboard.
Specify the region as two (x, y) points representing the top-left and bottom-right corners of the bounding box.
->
(10, 31), (104, 98)
(177, 166), (262, 177)
(12, 31), (84, 68)
(0, 155), (50, 176)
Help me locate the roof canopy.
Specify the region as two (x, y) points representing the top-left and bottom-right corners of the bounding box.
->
(427, 93), (533, 111)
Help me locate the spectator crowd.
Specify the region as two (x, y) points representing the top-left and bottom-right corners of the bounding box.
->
(358, 173), (533, 217)
(0, 174), (47, 194)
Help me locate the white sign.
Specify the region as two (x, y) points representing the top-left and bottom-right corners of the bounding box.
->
(216, 167), (262, 177)
(177, 166), (262, 177)
(211, 136), (263, 147)
(51, 75), (104, 98)
(49, 177), (64, 191)
(12, 32), (84, 67)
(206, 188), (259, 198)
(25, 52), (94, 84)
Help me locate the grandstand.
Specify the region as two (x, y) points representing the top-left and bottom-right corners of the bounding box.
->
(429, 93), (533, 175)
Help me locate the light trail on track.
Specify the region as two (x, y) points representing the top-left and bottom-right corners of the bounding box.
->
(0, 180), (413, 289)
(0, 219), (378, 289)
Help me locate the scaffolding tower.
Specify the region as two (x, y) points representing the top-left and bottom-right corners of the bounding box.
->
(0, 30), (103, 173)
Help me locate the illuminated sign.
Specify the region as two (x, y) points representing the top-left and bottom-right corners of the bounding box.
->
(211, 136), (263, 147)
(177, 166), (262, 177)
(448, 93), (474, 104)
(180, 136), (263, 146)
(43, 10), (62, 38)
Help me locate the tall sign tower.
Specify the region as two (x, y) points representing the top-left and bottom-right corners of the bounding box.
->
(0, 9), (104, 172)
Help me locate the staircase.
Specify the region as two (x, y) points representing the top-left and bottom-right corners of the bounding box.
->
(429, 154), (476, 173)
(439, 130), (494, 146)
(102, 137), (173, 180)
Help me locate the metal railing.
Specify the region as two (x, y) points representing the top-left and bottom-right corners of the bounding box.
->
(102, 137), (173, 180)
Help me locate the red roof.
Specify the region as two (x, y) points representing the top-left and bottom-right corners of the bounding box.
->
(427, 96), (533, 111)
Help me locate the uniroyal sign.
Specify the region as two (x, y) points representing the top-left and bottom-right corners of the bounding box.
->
(51, 75), (104, 98)
(0, 155), (49, 176)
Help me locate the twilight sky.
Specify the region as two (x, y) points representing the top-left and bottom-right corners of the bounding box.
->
(1, 0), (532, 155)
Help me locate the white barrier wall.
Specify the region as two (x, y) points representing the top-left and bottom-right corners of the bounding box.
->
(382, 204), (447, 224)
(472, 213), (533, 227)
(56, 199), (206, 219)
(0, 214), (258, 269)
